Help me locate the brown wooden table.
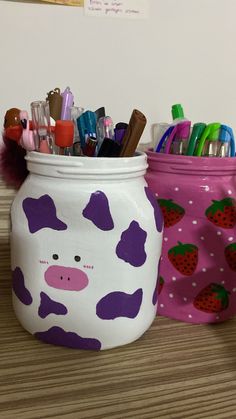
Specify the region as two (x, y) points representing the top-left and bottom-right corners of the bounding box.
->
(1, 179), (236, 419)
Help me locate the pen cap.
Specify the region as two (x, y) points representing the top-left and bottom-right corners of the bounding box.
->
(61, 87), (74, 120)
(186, 122), (206, 156)
(96, 116), (114, 141)
(4, 108), (21, 129)
(55, 120), (74, 148)
(219, 124), (235, 157)
(46, 88), (63, 121)
(171, 104), (185, 120)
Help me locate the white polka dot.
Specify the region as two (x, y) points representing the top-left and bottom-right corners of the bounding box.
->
(178, 228), (182, 232)
(220, 268), (224, 272)
(183, 297), (187, 302)
(217, 231), (222, 236)
(172, 277), (177, 281)
(228, 237), (234, 242)
(164, 237), (168, 242)
(221, 281), (225, 284)
(228, 190), (232, 195)
(200, 236), (205, 240)
(189, 200), (193, 204)
(204, 186), (210, 191)
(233, 288), (236, 293)
(169, 293), (174, 298)
(192, 282), (197, 287)
(202, 268), (207, 272)
(216, 316), (220, 320)
(192, 220), (198, 225)
(188, 314), (192, 319)
(174, 187), (179, 191)
(210, 253), (214, 257)
(160, 303), (164, 308)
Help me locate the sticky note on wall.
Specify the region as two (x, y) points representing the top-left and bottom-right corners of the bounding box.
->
(84, 0), (149, 19)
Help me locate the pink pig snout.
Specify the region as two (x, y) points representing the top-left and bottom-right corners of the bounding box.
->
(45, 265), (89, 291)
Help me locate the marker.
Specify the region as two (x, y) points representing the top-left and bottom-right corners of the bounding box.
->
(195, 123), (221, 157)
(61, 87), (74, 120)
(96, 116), (114, 154)
(83, 136), (97, 157)
(218, 125), (235, 157)
(119, 109), (147, 157)
(186, 123), (206, 156)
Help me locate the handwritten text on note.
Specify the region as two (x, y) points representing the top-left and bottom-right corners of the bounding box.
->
(84, 0), (149, 19)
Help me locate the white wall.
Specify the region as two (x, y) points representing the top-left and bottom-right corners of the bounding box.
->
(1, 0), (236, 143)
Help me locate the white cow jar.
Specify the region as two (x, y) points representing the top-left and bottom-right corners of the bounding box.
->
(11, 151), (163, 350)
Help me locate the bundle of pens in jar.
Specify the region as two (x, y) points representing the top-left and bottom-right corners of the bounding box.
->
(154, 104), (235, 158)
(3, 86), (147, 158)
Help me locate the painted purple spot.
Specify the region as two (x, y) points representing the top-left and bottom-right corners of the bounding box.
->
(152, 279), (158, 305)
(82, 191), (114, 231)
(38, 292), (68, 319)
(12, 267), (33, 305)
(153, 258), (161, 305)
(116, 221), (147, 267)
(35, 326), (101, 350)
(96, 288), (143, 319)
(145, 187), (163, 232)
(23, 194), (67, 234)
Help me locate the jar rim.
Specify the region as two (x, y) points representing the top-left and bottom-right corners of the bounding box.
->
(25, 151), (148, 179)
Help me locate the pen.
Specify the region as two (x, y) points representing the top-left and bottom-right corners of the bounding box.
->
(83, 136), (97, 157)
(186, 123), (206, 156)
(31, 100), (52, 154)
(77, 110), (97, 149)
(46, 88), (63, 122)
(195, 123), (221, 157)
(218, 125), (235, 157)
(97, 137), (121, 157)
(119, 109), (147, 157)
(96, 116), (114, 154)
(114, 122), (128, 145)
(164, 121), (191, 154)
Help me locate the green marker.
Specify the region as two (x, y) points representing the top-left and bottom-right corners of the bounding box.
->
(186, 122), (206, 156)
(195, 122), (221, 157)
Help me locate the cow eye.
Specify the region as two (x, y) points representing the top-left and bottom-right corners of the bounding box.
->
(53, 254), (59, 260)
(74, 255), (81, 262)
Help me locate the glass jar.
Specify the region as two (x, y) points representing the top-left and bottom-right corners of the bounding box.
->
(11, 151), (163, 350)
(146, 150), (236, 324)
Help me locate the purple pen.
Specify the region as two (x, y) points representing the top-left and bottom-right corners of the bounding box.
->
(164, 121), (191, 155)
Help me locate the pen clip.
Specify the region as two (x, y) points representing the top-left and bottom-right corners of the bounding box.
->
(195, 123), (221, 157)
(218, 124), (235, 157)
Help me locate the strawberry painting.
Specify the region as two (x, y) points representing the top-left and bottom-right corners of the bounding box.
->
(205, 198), (236, 229)
(193, 283), (230, 313)
(157, 199), (185, 228)
(168, 241), (198, 276)
(225, 243), (236, 271)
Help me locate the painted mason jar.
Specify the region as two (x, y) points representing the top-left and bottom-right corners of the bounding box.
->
(145, 150), (236, 324)
(11, 151), (163, 350)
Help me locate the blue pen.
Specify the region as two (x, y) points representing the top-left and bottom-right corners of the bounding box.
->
(155, 125), (175, 152)
(218, 125), (235, 157)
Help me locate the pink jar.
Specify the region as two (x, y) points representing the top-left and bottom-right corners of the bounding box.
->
(145, 150), (236, 324)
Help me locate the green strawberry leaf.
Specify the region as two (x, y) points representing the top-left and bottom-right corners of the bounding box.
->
(225, 243), (236, 252)
(205, 198), (236, 216)
(168, 241), (198, 256)
(157, 199), (185, 214)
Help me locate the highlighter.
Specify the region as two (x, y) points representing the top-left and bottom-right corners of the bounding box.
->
(218, 125), (235, 157)
(55, 120), (74, 155)
(186, 123), (206, 156)
(119, 109), (147, 157)
(195, 123), (221, 157)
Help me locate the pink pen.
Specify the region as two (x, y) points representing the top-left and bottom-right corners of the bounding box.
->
(19, 111), (35, 151)
(164, 121), (191, 155)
